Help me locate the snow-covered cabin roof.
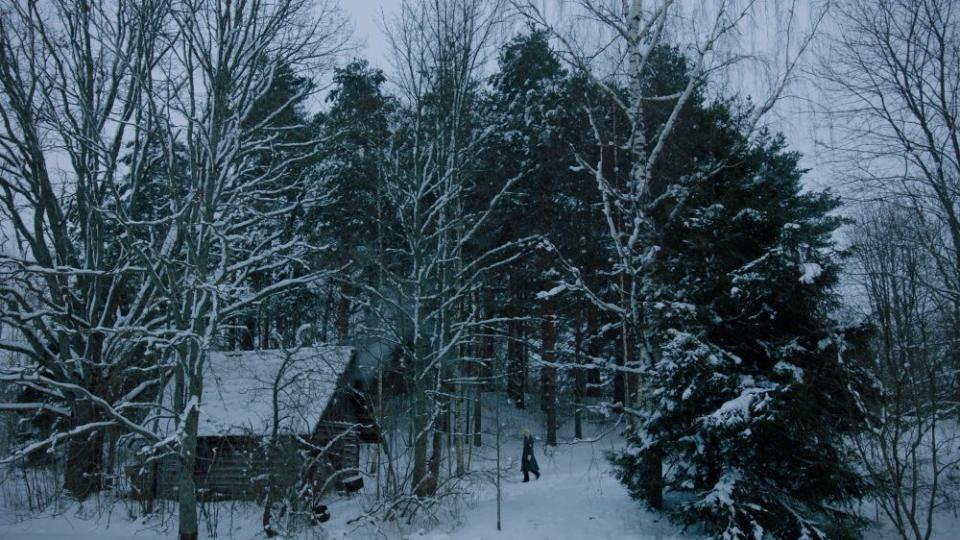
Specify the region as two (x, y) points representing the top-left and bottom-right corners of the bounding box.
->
(195, 346), (354, 437)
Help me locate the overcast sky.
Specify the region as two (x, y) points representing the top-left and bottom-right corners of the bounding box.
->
(341, 1), (394, 70)
(338, 1), (834, 192)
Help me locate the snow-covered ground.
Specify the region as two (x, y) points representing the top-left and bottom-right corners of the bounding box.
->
(0, 510), (165, 540)
(3, 443), (960, 540)
(412, 436), (687, 540)
(4, 399), (957, 540)
(858, 502), (960, 540)
(0, 427), (693, 539)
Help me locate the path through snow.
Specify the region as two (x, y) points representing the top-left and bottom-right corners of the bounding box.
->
(412, 435), (690, 540)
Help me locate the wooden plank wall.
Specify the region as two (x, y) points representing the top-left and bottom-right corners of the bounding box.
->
(148, 428), (360, 501)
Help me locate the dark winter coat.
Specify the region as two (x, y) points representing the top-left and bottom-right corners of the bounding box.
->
(521, 435), (539, 474)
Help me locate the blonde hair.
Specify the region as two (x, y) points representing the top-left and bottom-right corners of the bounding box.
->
(523, 429), (530, 437)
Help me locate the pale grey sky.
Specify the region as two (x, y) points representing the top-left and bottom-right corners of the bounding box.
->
(337, 0), (832, 190)
(341, 1), (393, 70)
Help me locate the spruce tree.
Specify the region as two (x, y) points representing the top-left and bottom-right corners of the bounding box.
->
(611, 95), (869, 538)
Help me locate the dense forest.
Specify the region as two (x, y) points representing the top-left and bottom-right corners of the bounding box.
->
(1, 1), (959, 540)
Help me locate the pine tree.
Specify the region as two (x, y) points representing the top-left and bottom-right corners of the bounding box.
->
(611, 93), (869, 538)
(231, 61), (322, 349)
(312, 59), (394, 342)
(480, 29), (570, 414)
(478, 29), (629, 439)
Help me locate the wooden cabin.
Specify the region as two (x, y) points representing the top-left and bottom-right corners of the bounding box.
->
(137, 346), (377, 502)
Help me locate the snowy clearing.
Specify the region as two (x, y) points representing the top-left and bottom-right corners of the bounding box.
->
(417, 439), (687, 540)
(0, 430), (694, 540)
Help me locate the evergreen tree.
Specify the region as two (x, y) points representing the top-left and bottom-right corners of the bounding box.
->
(479, 29), (628, 439)
(611, 95), (869, 538)
(231, 61), (322, 348)
(316, 59), (393, 275)
(308, 60), (394, 342)
(480, 29), (570, 415)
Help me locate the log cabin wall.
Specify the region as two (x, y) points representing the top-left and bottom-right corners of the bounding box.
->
(149, 429), (360, 501)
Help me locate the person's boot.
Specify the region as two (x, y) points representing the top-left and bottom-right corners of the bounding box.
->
(535, 471), (540, 480)
(523, 472), (529, 483)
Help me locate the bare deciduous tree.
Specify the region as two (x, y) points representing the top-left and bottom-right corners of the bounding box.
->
(825, 4), (960, 533)
(825, 0), (960, 336)
(0, 0), (173, 499)
(850, 204), (960, 540)
(368, 0), (525, 514)
(0, 1), (348, 539)
(150, 2), (347, 538)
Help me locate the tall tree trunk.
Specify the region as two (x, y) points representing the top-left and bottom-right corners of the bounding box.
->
(473, 383), (483, 447)
(474, 325), (493, 447)
(320, 283), (334, 342)
(454, 380), (465, 476)
(336, 282), (352, 342)
(261, 308), (271, 349)
(104, 425), (118, 490)
(177, 374), (202, 540)
(540, 350), (548, 412)
(425, 385), (445, 497)
(585, 307), (603, 397)
(624, 321), (640, 421)
(412, 350), (431, 497)
(542, 297), (558, 447)
(630, 316), (662, 509)
(63, 400), (104, 500)
(412, 418), (429, 496)
(613, 330), (626, 410)
(262, 358), (285, 538)
(573, 304), (584, 440)
(521, 322), (529, 403)
(178, 399), (200, 540)
(507, 317), (524, 408)
(275, 310), (285, 347)
(642, 446), (664, 510)
(176, 340), (203, 540)
(242, 316), (256, 350)
(507, 271), (525, 408)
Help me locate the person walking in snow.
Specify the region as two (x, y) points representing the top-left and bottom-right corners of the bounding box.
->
(521, 429), (540, 482)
